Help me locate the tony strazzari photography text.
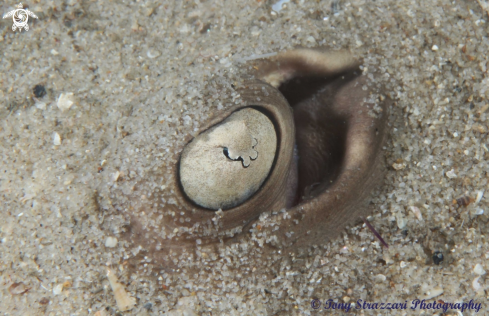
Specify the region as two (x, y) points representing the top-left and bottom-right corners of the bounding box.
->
(311, 298), (482, 313)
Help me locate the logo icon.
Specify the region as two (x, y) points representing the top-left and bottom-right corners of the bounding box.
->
(3, 3), (38, 32)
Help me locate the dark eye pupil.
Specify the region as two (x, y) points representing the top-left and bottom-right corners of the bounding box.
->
(223, 147), (230, 159)
(223, 147), (251, 169)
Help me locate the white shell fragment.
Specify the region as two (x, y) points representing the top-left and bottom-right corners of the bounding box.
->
(474, 263), (486, 275)
(35, 100), (46, 110)
(112, 171), (120, 182)
(423, 287), (444, 300)
(57, 92), (75, 111)
(475, 190), (484, 204)
(105, 237), (118, 248)
(179, 108), (277, 209)
(473, 277), (482, 292)
(52, 283), (64, 295)
(147, 49), (161, 59)
(445, 169), (457, 178)
(272, 0), (290, 12)
(375, 274), (386, 283)
(396, 212), (407, 229)
(409, 206), (423, 220)
(107, 268), (136, 311)
(53, 132), (61, 145)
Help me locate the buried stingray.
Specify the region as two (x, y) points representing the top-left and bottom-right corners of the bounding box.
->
(110, 48), (390, 271)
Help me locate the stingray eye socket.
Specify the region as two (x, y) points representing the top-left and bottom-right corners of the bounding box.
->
(179, 107), (277, 210)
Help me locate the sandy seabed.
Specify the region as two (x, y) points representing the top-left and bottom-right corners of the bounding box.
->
(1, 0), (489, 315)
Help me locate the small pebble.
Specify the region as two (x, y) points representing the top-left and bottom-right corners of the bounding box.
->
(271, 0), (290, 12)
(455, 195), (473, 207)
(306, 36), (317, 44)
(474, 208), (484, 215)
(53, 132), (61, 146)
(472, 277), (482, 292)
(392, 162), (406, 170)
(409, 206), (423, 220)
(33, 84), (46, 98)
(112, 171), (120, 182)
(475, 190), (484, 204)
(105, 237), (118, 248)
(57, 92), (75, 111)
(143, 302), (153, 310)
(147, 49), (160, 59)
(35, 101), (47, 110)
(431, 45), (439, 51)
(473, 263), (486, 275)
(445, 169), (457, 178)
(433, 252), (443, 265)
(472, 277), (482, 291)
(53, 284), (64, 295)
(396, 212), (407, 229)
(375, 274), (386, 282)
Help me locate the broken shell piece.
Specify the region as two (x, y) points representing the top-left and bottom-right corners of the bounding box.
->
(396, 212), (407, 229)
(53, 132), (61, 146)
(475, 190), (484, 204)
(409, 206), (423, 220)
(473, 277), (482, 292)
(423, 287), (444, 300)
(35, 99), (47, 110)
(474, 263), (486, 275)
(57, 92), (75, 111)
(445, 169), (457, 178)
(179, 108), (277, 210)
(375, 274), (386, 283)
(105, 237), (118, 248)
(8, 282), (29, 295)
(107, 268), (136, 311)
(53, 283), (64, 295)
(112, 171), (121, 182)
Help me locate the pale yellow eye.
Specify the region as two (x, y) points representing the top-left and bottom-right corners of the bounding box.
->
(179, 108), (277, 210)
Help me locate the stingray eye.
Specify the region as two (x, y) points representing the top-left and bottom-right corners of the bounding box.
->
(179, 108), (277, 210)
(113, 48), (389, 269)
